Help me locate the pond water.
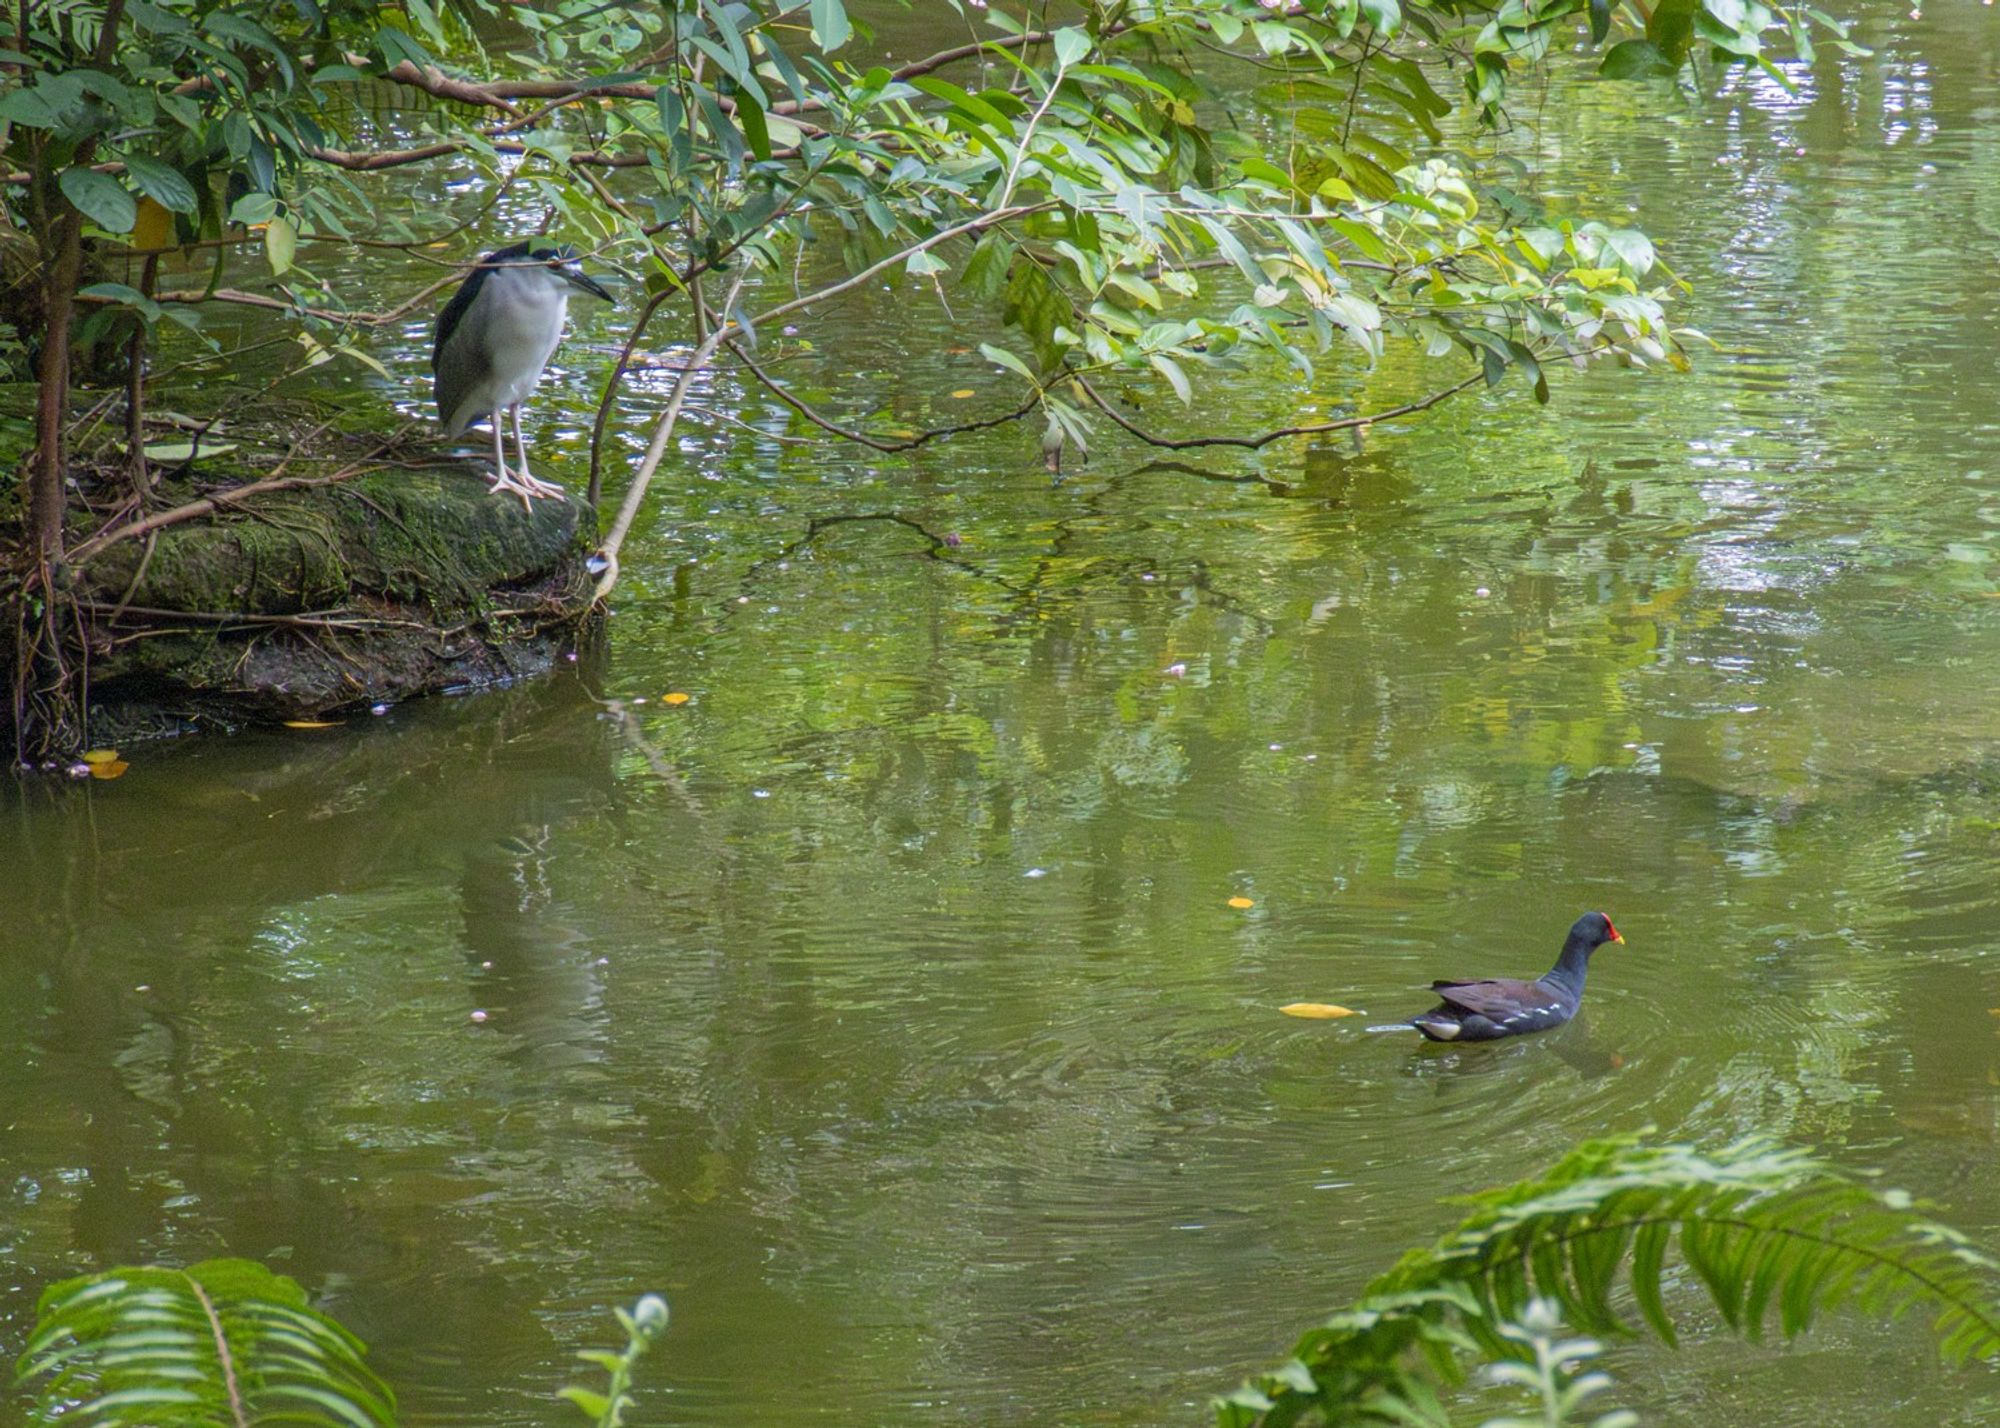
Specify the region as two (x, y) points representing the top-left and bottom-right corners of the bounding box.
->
(8, 5), (2000, 1423)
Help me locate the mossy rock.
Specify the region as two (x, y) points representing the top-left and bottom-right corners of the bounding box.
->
(71, 462), (601, 737)
(82, 466), (587, 616)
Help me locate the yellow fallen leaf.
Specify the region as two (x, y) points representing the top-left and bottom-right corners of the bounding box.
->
(283, 719), (342, 729)
(663, 692), (691, 706)
(88, 759), (130, 781)
(1227, 896), (1255, 909)
(81, 748), (119, 765)
(1281, 1003), (1355, 1019)
(950, 388), (975, 399)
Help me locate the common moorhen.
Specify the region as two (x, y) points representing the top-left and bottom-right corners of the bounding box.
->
(1395, 912), (1623, 1041)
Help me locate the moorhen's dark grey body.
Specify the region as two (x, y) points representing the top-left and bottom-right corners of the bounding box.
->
(1405, 912), (1623, 1042)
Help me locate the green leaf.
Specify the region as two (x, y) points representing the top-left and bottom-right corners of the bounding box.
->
(264, 216), (297, 275)
(59, 167), (136, 234)
(960, 232), (1015, 300)
(1589, 0), (1613, 43)
(205, 12), (295, 87)
(1148, 353), (1192, 405)
(693, 84), (744, 172)
(560, 1386), (612, 1420)
(1359, 0), (1402, 36)
(735, 88), (771, 162)
(1598, 227), (1656, 275)
(1646, 0), (1699, 62)
(79, 282), (162, 322)
(120, 155), (198, 214)
(1629, 1220), (1677, 1344)
(1001, 259), (1069, 368)
(1052, 27), (1089, 68)
(141, 440), (240, 462)
(809, 0), (850, 52)
(1599, 38), (1680, 77)
(0, 85), (62, 129)
(19, 1259), (394, 1427)
(978, 342), (1040, 384)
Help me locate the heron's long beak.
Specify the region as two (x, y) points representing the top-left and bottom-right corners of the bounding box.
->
(563, 268), (613, 301)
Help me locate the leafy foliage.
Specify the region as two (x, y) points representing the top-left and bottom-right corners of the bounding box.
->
(560, 1294), (671, 1428)
(0, 0), (1867, 441)
(1478, 1301), (1634, 1428)
(14, 1258), (395, 1427)
(1217, 1137), (2000, 1426)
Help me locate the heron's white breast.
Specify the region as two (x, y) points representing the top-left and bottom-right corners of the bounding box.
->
(483, 267), (572, 409)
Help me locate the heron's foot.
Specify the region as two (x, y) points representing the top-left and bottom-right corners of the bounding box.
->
(486, 466), (552, 513)
(511, 466), (568, 502)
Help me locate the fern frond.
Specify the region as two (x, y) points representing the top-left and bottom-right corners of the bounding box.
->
(14, 1258), (395, 1428)
(1220, 1136), (2000, 1427)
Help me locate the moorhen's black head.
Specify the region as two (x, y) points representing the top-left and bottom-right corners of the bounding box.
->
(1569, 911), (1624, 951)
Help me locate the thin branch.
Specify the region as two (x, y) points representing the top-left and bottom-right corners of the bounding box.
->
(995, 50), (1067, 212)
(728, 338), (1041, 452)
(749, 204), (1055, 329)
(78, 601), (435, 632)
(70, 424), (419, 564)
(1073, 368), (1486, 450)
(594, 269), (750, 602)
(586, 288), (673, 509)
(76, 279), (458, 327)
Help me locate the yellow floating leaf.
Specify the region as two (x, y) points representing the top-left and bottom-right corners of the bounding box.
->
(88, 759), (130, 781)
(81, 748), (119, 765)
(1281, 1002), (1355, 1019)
(663, 692), (691, 706)
(950, 388), (976, 399)
(1227, 896), (1255, 909)
(283, 719), (342, 729)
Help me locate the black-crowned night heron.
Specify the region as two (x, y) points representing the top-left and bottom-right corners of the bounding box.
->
(431, 239), (611, 507)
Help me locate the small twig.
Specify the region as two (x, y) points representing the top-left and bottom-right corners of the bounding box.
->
(586, 287), (672, 509)
(728, 339), (1042, 452)
(77, 601), (433, 632)
(70, 423), (418, 564)
(1072, 369), (1486, 450)
(109, 531), (158, 623)
(75, 279), (459, 328)
(749, 204), (1056, 330)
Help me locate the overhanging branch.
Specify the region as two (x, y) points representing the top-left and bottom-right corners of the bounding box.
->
(1073, 368), (1486, 450)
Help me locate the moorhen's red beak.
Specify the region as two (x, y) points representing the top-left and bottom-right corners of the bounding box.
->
(1610, 931), (1624, 943)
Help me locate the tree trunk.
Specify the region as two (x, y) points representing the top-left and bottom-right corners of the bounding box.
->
(30, 208), (82, 565)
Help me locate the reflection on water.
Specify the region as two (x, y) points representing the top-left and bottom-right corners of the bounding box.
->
(8, 4), (2000, 1424)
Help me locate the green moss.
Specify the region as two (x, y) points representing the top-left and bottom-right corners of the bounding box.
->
(79, 467), (592, 616)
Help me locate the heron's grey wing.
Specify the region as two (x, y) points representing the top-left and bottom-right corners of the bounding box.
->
(433, 271), (494, 435)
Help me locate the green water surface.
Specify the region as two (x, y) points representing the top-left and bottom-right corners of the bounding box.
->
(8, 5), (2000, 1423)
